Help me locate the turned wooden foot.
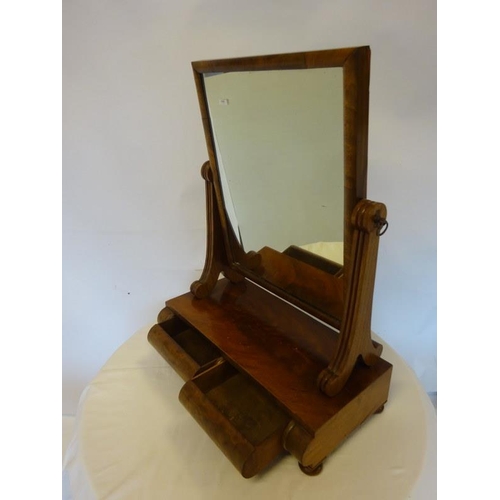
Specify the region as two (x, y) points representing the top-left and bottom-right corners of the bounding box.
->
(298, 461), (323, 476)
(374, 404), (385, 414)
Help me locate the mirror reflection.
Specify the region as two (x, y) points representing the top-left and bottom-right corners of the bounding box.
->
(204, 68), (344, 266)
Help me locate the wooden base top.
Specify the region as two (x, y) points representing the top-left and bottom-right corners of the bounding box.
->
(167, 278), (391, 433)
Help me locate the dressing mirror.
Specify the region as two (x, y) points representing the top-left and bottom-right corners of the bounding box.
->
(191, 48), (372, 327)
(149, 47), (391, 479)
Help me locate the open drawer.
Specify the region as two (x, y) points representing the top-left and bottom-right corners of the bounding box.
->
(148, 308), (222, 381)
(179, 359), (290, 478)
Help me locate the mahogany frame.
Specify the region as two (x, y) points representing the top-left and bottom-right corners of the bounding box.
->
(191, 47), (371, 326)
(148, 47), (391, 479)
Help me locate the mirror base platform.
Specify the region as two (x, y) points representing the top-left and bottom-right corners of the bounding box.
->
(148, 278), (392, 478)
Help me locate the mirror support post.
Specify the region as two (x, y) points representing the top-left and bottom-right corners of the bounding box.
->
(190, 161), (246, 298)
(317, 199), (388, 397)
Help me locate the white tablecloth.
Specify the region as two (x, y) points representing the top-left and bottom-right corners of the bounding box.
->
(63, 325), (436, 499)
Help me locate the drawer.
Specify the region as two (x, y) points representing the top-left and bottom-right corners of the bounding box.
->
(179, 360), (290, 478)
(148, 308), (222, 381)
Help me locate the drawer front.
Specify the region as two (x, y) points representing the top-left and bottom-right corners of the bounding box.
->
(179, 360), (289, 478)
(148, 308), (222, 381)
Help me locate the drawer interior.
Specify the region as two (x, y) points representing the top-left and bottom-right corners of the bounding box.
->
(192, 361), (289, 446)
(160, 313), (221, 365)
(173, 327), (221, 367)
(149, 311), (223, 380)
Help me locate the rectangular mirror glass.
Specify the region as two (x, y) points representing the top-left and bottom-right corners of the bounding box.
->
(204, 68), (344, 266)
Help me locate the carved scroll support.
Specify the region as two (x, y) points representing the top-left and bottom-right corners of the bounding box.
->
(191, 161), (259, 298)
(318, 199), (388, 397)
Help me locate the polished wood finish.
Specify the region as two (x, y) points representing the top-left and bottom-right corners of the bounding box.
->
(190, 161), (343, 329)
(299, 461), (324, 476)
(342, 47), (370, 277)
(190, 162), (245, 298)
(149, 279), (392, 477)
(191, 48), (355, 74)
(166, 279), (390, 433)
(191, 47), (370, 325)
(254, 246), (343, 328)
(186, 175), (388, 400)
(179, 359), (289, 478)
(149, 308), (222, 381)
(318, 199), (387, 396)
(148, 46), (391, 478)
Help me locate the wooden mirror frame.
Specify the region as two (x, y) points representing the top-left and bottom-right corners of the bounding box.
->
(149, 47), (391, 478)
(191, 47), (371, 329)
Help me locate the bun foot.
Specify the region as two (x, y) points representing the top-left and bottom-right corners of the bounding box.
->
(375, 404), (385, 414)
(298, 461), (323, 476)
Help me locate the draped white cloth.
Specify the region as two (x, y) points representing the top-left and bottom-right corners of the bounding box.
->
(63, 325), (436, 500)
